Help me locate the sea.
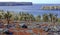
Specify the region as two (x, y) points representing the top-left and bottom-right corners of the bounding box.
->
(0, 4), (59, 18)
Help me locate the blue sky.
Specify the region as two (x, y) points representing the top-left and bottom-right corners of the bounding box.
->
(0, 0), (60, 4)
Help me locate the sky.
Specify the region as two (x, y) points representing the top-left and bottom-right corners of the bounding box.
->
(0, 0), (60, 4)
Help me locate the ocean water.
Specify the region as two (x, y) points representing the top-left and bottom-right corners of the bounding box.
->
(0, 4), (59, 17)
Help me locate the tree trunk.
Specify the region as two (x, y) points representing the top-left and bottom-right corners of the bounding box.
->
(7, 17), (10, 24)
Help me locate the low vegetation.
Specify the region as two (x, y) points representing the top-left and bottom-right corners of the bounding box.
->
(0, 10), (59, 24)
